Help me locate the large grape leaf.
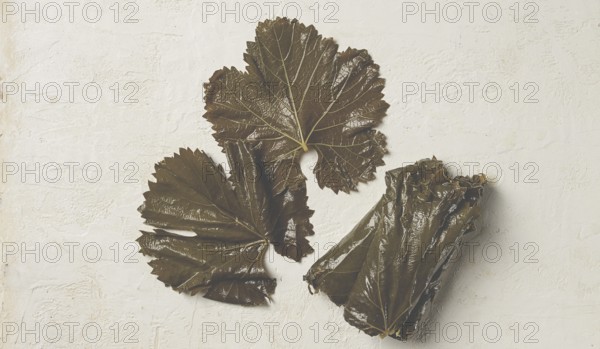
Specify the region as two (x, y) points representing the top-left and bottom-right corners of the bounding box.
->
(304, 158), (487, 339)
(137, 142), (314, 306)
(204, 17), (389, 194)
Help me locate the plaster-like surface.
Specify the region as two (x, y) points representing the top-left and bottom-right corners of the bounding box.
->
(1, 0), (599, 347)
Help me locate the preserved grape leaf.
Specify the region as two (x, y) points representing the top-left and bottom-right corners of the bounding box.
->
(204, 17), (389, 194)
(137, 141), (314, 306)
(304, 158), (487, 339)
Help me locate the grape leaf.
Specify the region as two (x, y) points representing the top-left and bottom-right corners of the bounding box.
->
(304, 158), (487, 339)
(204, 17), (389, 194)
(137, 141), (314, 306)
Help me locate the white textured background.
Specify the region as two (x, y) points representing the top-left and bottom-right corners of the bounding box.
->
(1, 0), (599, 348)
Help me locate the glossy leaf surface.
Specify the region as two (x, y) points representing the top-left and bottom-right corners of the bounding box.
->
(204, 17), (389, 194)
(138, 142), (314, 306)
(305, 158), (487, 338)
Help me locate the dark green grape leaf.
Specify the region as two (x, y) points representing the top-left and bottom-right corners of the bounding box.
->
(137, 141), (314, 306)
(304, 158), (487, 339)
(204, 17), (389, 194)
(270, 183), (314, 262)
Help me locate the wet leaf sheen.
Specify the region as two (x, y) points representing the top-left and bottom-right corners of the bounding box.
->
(138, 142), (314, 306)
(204, 17), (389, 194)
(305, 158), (487, 339)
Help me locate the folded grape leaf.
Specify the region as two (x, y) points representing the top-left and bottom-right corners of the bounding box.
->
(204, 17), (389, 194)
(304, 158), (487, 339)
(137, 141), (314, 306)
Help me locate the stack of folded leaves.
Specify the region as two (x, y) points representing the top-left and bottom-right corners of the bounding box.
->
(138, 17), (388, 304)
(136, 17), (488, 341)
(304, 158), (486, 339)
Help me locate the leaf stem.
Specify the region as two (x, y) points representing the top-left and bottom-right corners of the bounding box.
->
(300, 142), (308, 152)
